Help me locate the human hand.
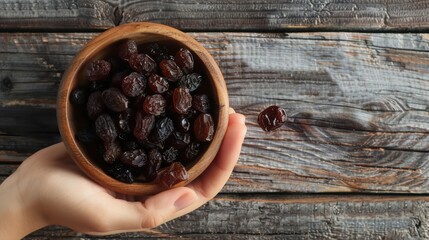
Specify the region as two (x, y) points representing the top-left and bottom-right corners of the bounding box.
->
(0, 111), (246, 238)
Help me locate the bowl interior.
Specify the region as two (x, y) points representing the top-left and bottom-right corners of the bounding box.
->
(59, 23), (228, 195)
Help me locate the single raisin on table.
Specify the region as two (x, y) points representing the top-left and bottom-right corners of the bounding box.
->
(158, 162), (189, 188)
(173, 87), (192, 114)
(86, 59), (111, 81)
(193, 113), (214, 142)
(258, 105), (287, 132)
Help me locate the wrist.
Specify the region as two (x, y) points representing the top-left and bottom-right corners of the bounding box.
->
(0, 172), (49, 239)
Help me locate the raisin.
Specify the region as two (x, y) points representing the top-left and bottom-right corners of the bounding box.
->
(192, 94), (210, 113)
(101, 88), (128, 112)
(119, 149), (147, 168)
(162, 146), (179, 165)
(75, 127), (98, 143)
(168, 131), (190, 149)
(95, 114), (117, 142)
(181, 142), (200, 163)
(258, 105), (287, 132)
(173, 87), (192, 114)
(118, 39), (138, 61)
(133, 112), (155, 141)
(173, 115), (190, 133)
(141, 149), (162, 181)
(146, 43), (168, 59)
(158, 162), (188, 188)
(103, 140), (121, 163)
(70, 87), (88, 105)
(148, 117), (174, 143)
(86, 59), (111, 81)
(159, 59), (183, 81)
(106, 162), (134, 183)
(148, 74), (169, 94)
(193, 113), (214, 142)
(143, 94), (166, 116)
(129, 53), (156, 76)
(87, 91), (105, 120)
(178, 73), (202, 92)
(175, 48), (194, 73)
(121, 72), (146, 97)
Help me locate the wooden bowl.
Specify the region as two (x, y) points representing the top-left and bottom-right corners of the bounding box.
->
(57, 22), (229, 195)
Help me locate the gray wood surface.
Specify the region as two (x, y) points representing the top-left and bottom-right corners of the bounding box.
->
(2, 0), (429, 31)
(24, 194), (429, 239)
(2, 32), (429, 193)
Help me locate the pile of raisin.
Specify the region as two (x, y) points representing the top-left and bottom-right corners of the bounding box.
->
(70, 40), (215, 188)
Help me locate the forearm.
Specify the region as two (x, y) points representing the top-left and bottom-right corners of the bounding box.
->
(0, 173), (48, 239)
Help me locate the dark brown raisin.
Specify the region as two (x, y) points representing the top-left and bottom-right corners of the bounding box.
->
(87, 91), (105, 120)
(168, 131), (190, 149)
(148, 117), (174, 143)
(148, 74), (169, 94)
(181, 142), (200, 163)
(192, 94), (210, 113)
(193, 113), (214, 142)
(133, 112), (155, 141)
(175, 48), (194, 73)
(106, 162), (134, 183)
(70, 87), (88, 105)
(103, 140), (121, 163)
(146, 43), (167, 58)
(158, 162), (188, 188)
(117, 109), (134, 133)
(119, 149), (147, 168)
(129, 53), (156, 76)
(178, 73), (202, 92)
(118, 39), (138, 61)
(162, 147), (179, 165)
(121, 72), (146, 97)
(143, 94), (166, 116)
(95, 114), (117, 142)
(173, 87), (192, 114)
(173, 115), (190, 133)
(101, 88), (128, 112)
(86, 59), (111, 81)
(258, 105), (287, 132)
(141, 149), (162, 181)
(159, 59), (183, 81)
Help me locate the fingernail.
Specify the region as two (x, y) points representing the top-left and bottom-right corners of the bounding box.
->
(174, 192), (198, 210)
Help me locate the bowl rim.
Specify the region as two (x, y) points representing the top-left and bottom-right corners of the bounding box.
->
(57, 22), (229, 195)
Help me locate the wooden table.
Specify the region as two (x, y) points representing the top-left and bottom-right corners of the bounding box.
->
(2, 1), (429, 239)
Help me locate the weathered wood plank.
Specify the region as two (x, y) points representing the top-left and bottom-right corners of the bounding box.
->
(2, 32), (429, 193)
(0, 0), (117, 30)
(24, 194), (429, 239)
(120, 0), (429, 31)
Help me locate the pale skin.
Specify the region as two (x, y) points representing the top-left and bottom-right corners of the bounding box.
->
(0, 111), (246, 239)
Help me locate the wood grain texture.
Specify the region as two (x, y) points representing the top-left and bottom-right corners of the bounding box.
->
(2, 32), (429, 193)
(23, 194), (429, 239)
(119, 0), (429, 31)
(0, 0), (117, 30)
